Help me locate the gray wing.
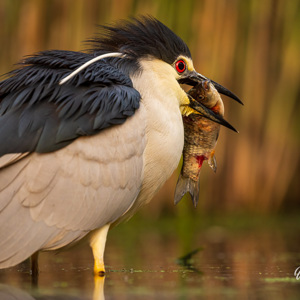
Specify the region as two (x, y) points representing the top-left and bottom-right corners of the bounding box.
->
(0, 50), (145, 268)
(0, 50), (140, 155)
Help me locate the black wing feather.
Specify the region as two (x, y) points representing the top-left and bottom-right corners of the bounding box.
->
(0, 50), (140, 156)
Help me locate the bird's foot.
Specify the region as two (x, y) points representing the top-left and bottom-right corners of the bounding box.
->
(94, 261), (106, 277)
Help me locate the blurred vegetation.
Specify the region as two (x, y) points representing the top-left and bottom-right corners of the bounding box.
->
(0, 0), (299, 216)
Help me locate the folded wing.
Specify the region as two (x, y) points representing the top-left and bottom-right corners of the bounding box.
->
(0, 50), (145, 268)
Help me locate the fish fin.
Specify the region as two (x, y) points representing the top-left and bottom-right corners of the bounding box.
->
(174, 174), (200, 208)
(208, 152), (217, 173)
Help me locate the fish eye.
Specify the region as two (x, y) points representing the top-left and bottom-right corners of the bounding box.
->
(175, 59), (186, 73)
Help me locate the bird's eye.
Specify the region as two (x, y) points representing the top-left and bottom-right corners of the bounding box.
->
(175, 60), (186, 73)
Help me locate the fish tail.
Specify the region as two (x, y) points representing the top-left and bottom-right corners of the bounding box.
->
(174, 174), (200, 208)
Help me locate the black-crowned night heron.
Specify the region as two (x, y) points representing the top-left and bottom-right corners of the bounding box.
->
(0, 16), (241, 275)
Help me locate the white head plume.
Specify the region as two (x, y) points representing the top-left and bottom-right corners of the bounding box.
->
(59, 52), (125, 85)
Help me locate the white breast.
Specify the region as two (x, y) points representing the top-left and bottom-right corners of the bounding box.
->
(119, 58), (185, 220)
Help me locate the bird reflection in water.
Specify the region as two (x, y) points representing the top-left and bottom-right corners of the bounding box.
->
(0, 276), (105, 300)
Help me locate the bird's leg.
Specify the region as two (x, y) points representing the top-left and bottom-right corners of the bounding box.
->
(30, 252), (39, 286)
(90, 224), (110, 276)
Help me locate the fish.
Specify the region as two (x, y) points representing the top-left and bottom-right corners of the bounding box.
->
(174, 80), (224, 207)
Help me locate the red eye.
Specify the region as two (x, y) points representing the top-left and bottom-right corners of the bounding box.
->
(175, 60), (186, 73)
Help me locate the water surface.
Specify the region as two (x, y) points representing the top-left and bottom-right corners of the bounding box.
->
(0, 214), (299, 299)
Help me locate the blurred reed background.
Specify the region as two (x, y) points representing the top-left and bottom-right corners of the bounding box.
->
(0, 0), (299, 216)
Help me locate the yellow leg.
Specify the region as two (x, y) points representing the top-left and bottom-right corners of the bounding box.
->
(89, 224), (110, 276)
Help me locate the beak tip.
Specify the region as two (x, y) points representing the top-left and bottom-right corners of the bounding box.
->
(225, 124), (239, 133)
(210, 79), (243, 105)
(236, 98), (244, 106)
(227, 124), (239, 133)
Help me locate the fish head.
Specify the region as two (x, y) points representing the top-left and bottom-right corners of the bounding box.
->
(179, 71), (243, 105)
(188, 80), (225, 117)
(179, 71), (241, 132)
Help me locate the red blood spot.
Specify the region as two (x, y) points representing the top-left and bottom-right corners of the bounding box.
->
(211, 103), (220, 113)
(196, 155), (207, 168)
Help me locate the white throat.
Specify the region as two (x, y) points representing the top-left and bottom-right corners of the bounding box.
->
(130, 58), (185, 206)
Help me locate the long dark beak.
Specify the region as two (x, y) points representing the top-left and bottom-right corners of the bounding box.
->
(179, 71), (243, 105)
(179, 71), (242, 132)
(210, 79), (243, 105)
(188, 95), (238, 132)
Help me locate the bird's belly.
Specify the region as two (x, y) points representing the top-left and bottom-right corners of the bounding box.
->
(142, 109), (184, 196)
(118, 95), (184, 221)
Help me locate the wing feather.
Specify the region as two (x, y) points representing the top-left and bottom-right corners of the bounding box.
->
(0, 50), (140, 156)
(0, 153), (29, 169)
(0, 50), (145, 268)
(0, 104), (146, 267)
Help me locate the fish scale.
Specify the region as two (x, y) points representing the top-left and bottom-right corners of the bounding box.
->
(174, 80), (223, 207)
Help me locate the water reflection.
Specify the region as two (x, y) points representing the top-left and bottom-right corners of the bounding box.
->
(0, 217), (299, 299)
(0, 278), (104, 300)
(0, 284), (35, 300)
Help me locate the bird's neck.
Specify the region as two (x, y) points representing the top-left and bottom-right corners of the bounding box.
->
(130, 59), (185, 208)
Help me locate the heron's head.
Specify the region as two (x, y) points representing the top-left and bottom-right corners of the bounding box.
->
(87, 16), (242, 131)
